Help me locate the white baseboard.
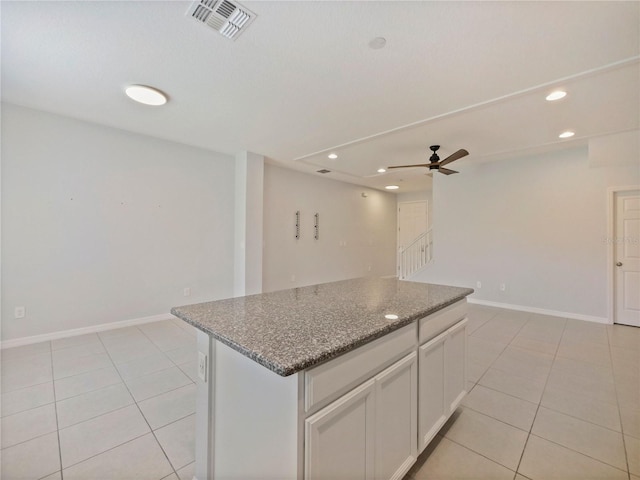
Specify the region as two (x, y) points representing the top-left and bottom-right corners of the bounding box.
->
(467, 298), (610, 324)
(1, 313), (176, 349)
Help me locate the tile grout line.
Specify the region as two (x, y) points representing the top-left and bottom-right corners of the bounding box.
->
(524, 431), (630, 474)
(467, 382), (539, 407)
(96, 326), (181, 479)
(0, 385), (56, 419)
(459, 403), (532, 432)
(136, 322), (195, 354)
(456, 404), (527, 436)
(510, 319), (630, 478)
(607, 325), (632, 480)
(27, 342), (194, 426)
(55, 380), (196, 432)
(528, 390), (624, 435)
(472, 312), (533, 394)
(439, 434), (518, 475)
(60, 430), (151, 472)
(420, 309), (632, 480)
(440, 311), (536, 474)
(49, 340), (65, 480)
(512, 316), (568, 476)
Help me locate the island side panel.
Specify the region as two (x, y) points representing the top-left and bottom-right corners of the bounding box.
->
(213, 340), (301, 480)
(195, 330), (215, 480)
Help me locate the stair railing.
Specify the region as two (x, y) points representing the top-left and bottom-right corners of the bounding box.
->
(398, 229), (432, 279)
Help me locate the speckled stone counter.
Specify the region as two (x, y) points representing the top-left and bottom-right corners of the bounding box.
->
(171, 277), (473, 377)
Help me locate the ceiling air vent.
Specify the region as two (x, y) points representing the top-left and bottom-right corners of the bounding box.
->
(317, 169), (331, 174)
(187, 0), (256, 41)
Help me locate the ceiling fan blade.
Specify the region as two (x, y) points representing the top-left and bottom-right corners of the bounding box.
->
(439, 149), (469, 167)
(438, 167), (459, 175)
(387, 164), (430, 169)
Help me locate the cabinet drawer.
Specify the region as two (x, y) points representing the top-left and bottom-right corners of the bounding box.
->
(304, 323), (416, 413)
(419, 300), (467, 345)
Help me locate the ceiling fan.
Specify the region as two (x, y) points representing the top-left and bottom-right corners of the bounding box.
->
(388, 145), (469, 175)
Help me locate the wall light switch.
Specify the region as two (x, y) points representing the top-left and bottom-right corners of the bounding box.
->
(198, 352), (207, 382)
(500, 283), (506, 292)
(183, 287), (191, 297)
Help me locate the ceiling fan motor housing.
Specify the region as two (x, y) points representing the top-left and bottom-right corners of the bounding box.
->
(429, 145), (440, 164)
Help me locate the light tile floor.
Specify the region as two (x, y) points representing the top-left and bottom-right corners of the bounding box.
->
(1, 305), (638, 480)
(407, 305), (640, 480)
(1, 318), (198, 480)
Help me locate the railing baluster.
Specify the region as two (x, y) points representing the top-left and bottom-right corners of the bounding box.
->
(399, 229), (432, 279)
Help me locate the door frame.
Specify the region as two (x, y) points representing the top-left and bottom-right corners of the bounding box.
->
(607, 185), (640, 324)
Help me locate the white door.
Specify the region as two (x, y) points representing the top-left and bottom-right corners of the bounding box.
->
(374, 352), (417, 480)
(615, 191), (640, 327)
(305, 379), (375, 480)
(398, 201), (428, 250)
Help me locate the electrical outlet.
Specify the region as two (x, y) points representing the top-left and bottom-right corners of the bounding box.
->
(198, 352), (207, 382)
(500, 283), (506, 292)
(367, 264), (372, 272)
(14, 306), (26, 319)
(183, 287), (191, 297)
(476, 281), (482, 289)
(290, 274), (296, 282)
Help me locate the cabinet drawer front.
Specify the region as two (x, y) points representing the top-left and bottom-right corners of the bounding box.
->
(419, 300), (467, 345)
(305, 323), (416, 413)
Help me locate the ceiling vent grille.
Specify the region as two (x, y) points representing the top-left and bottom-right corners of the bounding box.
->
(187, 0), (256, 40)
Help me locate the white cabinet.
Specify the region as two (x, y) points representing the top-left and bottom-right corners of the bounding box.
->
(194, 297), (469, 480)
(418, 318), (467, 453)
(444, 319), (467, 414)
(305, 352), (417, 480)
(375, 352), (417, 480)
(305, 378), (376, 480)
(418, 330), (447, 452)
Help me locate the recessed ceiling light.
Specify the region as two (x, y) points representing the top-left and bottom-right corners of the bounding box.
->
(377, 168), (386, 173)
(369, 37), (387, 49)
(385, 185), (399, 190)
(559, 131), (575, 139)
(328, 153), (338, 159)
(546, 90), (567, 101)
(125, 85), (167, 106)
(384, 314), (399, 320)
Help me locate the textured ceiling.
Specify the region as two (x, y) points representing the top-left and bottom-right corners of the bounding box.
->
(2, 1), (639, 191)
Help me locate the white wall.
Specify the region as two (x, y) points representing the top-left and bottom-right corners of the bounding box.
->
(411, 145), (640, 320)
(1, 104), (236, 340)
(234, 151), (264, 297)
(263, 165), (397, 292)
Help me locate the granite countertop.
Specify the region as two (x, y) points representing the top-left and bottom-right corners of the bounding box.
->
(171, 277), (473, 377)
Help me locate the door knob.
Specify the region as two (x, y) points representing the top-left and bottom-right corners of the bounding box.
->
(616, 262), (623, 267)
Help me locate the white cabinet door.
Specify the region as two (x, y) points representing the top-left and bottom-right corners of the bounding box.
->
(444, 319), (467, 414)
(305, 378), (375, 480)
(417, 330), (447, 453)
(374, 352), (417, 480)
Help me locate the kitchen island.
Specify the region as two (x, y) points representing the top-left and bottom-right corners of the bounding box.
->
(172, 277), (473, 480)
